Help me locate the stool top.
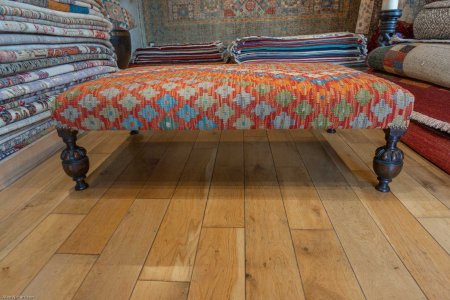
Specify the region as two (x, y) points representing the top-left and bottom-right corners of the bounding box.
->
(53, 63), (414, 131)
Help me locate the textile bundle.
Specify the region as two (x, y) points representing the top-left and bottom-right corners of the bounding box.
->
(229, 32), (368, 67)
(132, 41), (225, 65)
(0, 0), (118, 160)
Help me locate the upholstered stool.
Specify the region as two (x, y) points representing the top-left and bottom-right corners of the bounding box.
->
(52, 63), (414, 192)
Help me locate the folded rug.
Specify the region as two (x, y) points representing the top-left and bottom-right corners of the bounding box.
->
(0, 74), (107, 107)
(0, 65), (117, 102)
(0, 33), (113, 47)
(0, 110), (52, 135)
(367, 43), (450, 88)
(0, 60), (116, 89)
(0, 14), (108, 30)
(0, 118), (54, 160)
(133, 41), (225, 65)
(0, 99), (52, 128)
(0, 20), (110, 39)
(0, 44), (114, 63)
(0, 53), (114, 77)
(0, 117), (52, 144)
(230, 32), (368, 67)
(16, 0), (95, 15)
(0, 0), (112, 29)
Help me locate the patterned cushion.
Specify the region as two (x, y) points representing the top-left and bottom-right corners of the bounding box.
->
(414, 0), (450, 39)
(52, 64), (414, 131)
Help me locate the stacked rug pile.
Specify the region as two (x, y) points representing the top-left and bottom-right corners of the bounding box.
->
(0, 0), (118, 160)
(367, 0), (450, 173)
(229, 32), (368, 67)
(131, 41), (225, 65)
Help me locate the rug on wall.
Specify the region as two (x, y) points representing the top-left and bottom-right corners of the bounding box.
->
(142, 0), (361, 45)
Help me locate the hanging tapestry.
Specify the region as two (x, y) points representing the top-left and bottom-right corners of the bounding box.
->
(142, 0), (361, 44)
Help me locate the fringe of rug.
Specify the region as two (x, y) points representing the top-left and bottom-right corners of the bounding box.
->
(410, 111), (450, 134)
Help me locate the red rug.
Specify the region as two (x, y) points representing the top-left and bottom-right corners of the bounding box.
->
(368, 70), (450, 174)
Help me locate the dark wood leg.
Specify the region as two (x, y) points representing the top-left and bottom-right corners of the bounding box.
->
(57, 127), (90, 191)
(130, 130), (139, 135)
(373, 127), (406, 192)
(327, 128), (337, 134)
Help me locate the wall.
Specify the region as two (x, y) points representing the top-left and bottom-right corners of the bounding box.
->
(119, 0), (146, 51)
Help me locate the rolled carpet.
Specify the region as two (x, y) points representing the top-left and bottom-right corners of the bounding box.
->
(367, 43), (450, 88)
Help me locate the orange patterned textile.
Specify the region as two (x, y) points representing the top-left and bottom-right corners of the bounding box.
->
(52, 64), (414, 131)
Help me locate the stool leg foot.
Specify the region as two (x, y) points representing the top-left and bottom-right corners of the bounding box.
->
(327, 128), (337, 134)
(130, 130), (139, 135)
(57, 127), (90, 191)
(373, 128), (406, 192)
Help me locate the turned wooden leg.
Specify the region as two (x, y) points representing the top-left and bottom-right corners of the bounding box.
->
(130, 130), (139, 135)
(373, 127), (406, 192)
(327, 128), (337, 134)
(57, 127), (90, 191)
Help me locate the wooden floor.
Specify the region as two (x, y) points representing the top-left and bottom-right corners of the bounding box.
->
(0, 129), (449, 300)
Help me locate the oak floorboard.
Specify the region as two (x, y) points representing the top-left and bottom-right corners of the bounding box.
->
(292, 229), (365, 300)
(319, 130), (450, 300)
(0, 214), (83, 294)
(268, 130), (332, 230)
(244, 134), (305, 300)
(403, 166), (450, 210)
(52, 142), (136, 214)
(338, 130), (450, 218)
(0, 153), (108, 261)
(140, 134), (218, 282)
(137, 131), (198, 199)
(292, 130), (426, 300)
(419, 218), (450, 255)
(203, 131), (244, 228)
(73, 199), (169, 300)
(57, 133), (170, 255)
(0, 131), (108, 222)
(21, 254), (97, 300)
(131, 281), (189, 300)
(188, 228), (245, 300)
(52, 132), (153, 214)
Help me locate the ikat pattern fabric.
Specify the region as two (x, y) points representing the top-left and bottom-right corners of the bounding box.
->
(53, 64), (414, 131)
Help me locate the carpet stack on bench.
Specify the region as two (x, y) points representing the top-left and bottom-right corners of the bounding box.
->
(229, 32), (368, 67)
(0, 0), (117, 160)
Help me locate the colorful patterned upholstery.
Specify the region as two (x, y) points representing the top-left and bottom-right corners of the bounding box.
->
(52, 64), (414, 131)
